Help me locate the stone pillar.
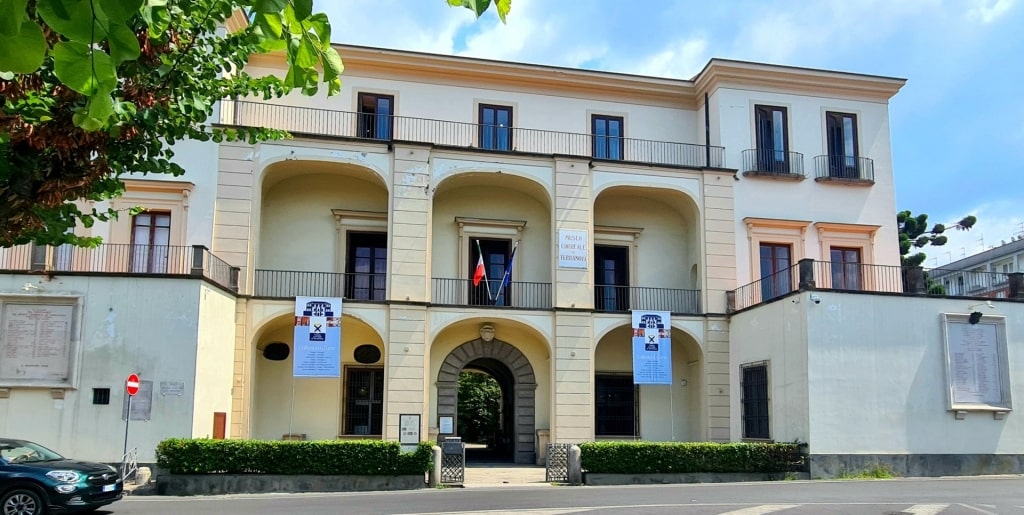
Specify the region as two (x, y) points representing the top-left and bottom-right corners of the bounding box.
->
(798, 258), (817, 290)
(390, 144), (432, 303)
(552, 312), (593, 443)
(514, 383), (538, 465)
(229, 297), (250, 439)
(385, 306), (428, 441)
(552, 157), (593, 310)
(702, 171), (736, 314)
(213, 141), (256, 293)
(704, 317), (730, 442)
(1009, 272), (1024, 299)
(535, 429), (550, 465)
(905, 266), (926, 293)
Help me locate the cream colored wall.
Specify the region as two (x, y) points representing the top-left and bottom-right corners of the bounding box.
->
(258, 173), (388, 272)
(192, 285), (237, 437)
(729, 296), (810, 444)
(250, 316), (385, 441)
(805, 293), (1024, 454)
(426, 320), (551, 433)
(716, 88), (900, 285)
(0, 276), (207, 462)
(430, 182), (552, 283)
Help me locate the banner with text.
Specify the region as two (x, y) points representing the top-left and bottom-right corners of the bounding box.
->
(293, 296), (343, 378)
(631, 310), (672, 385)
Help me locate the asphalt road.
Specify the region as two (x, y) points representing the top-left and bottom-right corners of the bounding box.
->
(103, 476), (1024, 515)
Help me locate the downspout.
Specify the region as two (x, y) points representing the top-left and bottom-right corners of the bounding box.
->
(704, 92), (711, 168)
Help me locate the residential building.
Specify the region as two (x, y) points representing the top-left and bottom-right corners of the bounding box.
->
(929, 237), (1024, 298)
(1, 42), (1022, 478)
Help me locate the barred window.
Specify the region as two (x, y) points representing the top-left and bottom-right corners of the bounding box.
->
(741, 363), (770, 440)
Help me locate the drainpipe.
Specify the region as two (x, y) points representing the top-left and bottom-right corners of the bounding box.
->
(704, 92), (712, 168)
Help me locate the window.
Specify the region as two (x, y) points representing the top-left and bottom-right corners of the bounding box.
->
(830, 247), (862, 290)
(595, 245), (629, 311)
(825, 111), (859, 178)
(592, 115), (624, 160)
(741, 363), (770, 439)
(470, 239), (513, 307)
(595, 374), (636, 437)
(357, 93), (394, 140)
(346, 232), (386, 301)
(92, 388), (110, 405)
(754, 105), (789, 173)
(344, 368), (384, 435)
(479, 104), (513, 151)
(130, 211), (171, 273)
(759, 243), (792, 301)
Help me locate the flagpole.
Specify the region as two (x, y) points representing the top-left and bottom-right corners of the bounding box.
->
(475, 239), (493, 302)
(493, 241), (518, 305)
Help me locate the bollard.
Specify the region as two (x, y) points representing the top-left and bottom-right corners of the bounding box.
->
(568, 445), (582, 485)
(428, 446), (442, 487)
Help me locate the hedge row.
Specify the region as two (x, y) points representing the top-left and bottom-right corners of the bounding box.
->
(579, 441), (805, 474)
(155, 439), (433, 476)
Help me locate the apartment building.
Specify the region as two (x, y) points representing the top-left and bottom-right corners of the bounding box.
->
(2, 44), (1022, 477)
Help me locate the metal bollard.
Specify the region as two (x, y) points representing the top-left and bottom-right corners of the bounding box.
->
(429, 446), (442, 487)
(568, 444), (582, 485)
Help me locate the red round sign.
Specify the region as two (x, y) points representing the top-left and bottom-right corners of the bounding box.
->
(126, 373), (140, 397)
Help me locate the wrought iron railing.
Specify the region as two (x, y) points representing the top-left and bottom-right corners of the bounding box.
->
(0, 244), (238, 291)
(729, 264), (799, 312)
(593, 285), (701, 314)
(431, 277), (552, 309)
(928, 268), (1014, 297)
(813, 155), (874, 182)
(253, 269), (387, 300)
(220, 100), (726, 168)
(741, 149), (805, 176)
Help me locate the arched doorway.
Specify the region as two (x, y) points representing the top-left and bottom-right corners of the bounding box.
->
(436, 333), (537, 465)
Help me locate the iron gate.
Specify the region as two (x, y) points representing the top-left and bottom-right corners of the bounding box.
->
(440, 437), (465, 485)
(545, 443), (571, 483)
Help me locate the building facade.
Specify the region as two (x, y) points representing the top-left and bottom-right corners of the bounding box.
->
(2, 45), (1022, 475)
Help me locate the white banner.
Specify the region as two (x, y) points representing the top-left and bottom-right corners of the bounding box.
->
(293, 297), (343, 378)
(631, 310), (672, 385)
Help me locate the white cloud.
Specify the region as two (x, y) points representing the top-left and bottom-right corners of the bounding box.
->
(626, 37), (708, 79)
(930, 201), (1024, 266)
(968, 0), (1017, 22)
(316, 1), (472, 54)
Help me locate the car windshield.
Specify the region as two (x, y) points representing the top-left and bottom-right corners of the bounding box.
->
(0, 441), (65, 464)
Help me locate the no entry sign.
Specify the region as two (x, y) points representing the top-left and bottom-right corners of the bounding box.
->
(126, 373), (140, 397)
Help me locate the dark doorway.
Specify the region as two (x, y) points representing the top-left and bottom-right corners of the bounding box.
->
(469, 238), (513, 307)
(458, 359), (515, 463)
(595, 245), (629, 311)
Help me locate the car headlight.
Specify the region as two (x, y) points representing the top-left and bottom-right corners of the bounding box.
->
(46, 470), (82, 483)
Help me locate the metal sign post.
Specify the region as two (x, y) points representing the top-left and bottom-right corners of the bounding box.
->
(124, 373), (140, 457)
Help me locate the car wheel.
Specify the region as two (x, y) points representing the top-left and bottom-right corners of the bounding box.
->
(1, 488), (45, 515)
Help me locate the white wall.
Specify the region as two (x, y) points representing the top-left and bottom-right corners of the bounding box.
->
(0, 276), (208, 462)
(805, 293), (1024, 455)
(192, 285), (237, 437)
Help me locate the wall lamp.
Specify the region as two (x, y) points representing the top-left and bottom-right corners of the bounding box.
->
(967, 300), (995, 325)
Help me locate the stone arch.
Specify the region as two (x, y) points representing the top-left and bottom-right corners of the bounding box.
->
(436, 337), (537, 464)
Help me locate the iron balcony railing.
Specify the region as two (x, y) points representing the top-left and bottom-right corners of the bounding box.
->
(594, 285), (702, 314)
(432, 278), (552, 309)
(0, 244), (238, 291)
(730, 259), (1021, 312)
(741, 149), (805, 176)
(253, 269), (387, 300)
(220, 100), (726, 168)
(813, 155), (874, 182)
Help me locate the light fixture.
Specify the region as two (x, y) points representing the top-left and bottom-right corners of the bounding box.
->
(966, 300), (995, 325)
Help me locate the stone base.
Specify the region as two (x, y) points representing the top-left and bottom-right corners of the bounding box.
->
(157, 474), (426, 496)
(809, 454), (1024, 479)
(583, 472), (807, 486)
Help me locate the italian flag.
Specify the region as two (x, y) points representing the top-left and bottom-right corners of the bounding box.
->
(473, 253), (487, 286)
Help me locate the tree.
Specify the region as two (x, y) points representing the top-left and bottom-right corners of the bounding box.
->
(0, 0), (511, 247)
(898, 210), (977, 268)
(457, 371), (501, 445)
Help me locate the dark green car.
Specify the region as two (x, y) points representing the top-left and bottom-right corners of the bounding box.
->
(0, 438), (123, 514)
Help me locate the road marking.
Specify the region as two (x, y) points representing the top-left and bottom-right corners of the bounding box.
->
(398, 510), (587, 515)
(958, 504), (998, 515)
(902, 505), (949, 515)
(716, 505), (799, 515)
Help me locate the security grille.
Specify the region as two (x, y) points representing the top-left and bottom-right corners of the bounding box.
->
(545, 443), (571, 483)
(440, 439), (465, 485)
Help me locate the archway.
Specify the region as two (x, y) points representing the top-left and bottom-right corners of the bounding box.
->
(437, 335), (537, 464)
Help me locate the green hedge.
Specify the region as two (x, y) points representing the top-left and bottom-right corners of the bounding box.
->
(579, 441), (805, 474)
(155, 439), (433, 476)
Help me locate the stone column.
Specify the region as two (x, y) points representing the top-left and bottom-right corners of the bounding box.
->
(552, 312), (593, 443)
(703, 171), (736, 314)
(390, 144), (432, 303)
(704, 317), (730, 442)
(552, 157), (593, 310)
(386, 306), (428, 441)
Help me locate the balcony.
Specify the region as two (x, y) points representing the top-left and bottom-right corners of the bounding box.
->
(253, 270), (387, 301)
(432, 278), (552, 310)
(741, 149), (805, 179)
(729, 259), (1023, 312)
(0, 244), (238, 292)
(813, 155), (874, 184)
(594, 285), (702, 314)
(220, 100), (726, 169)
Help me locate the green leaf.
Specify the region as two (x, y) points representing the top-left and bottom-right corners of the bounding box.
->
(52, 41), (117, 96)
(495, 0), (511, 22)
(99, 0), (143, 23)
(0, 22), (46, 73)
(454, 0), (492, 18)
(142, 0), (170, 38)
(304, 12), (331, 47)
(0, 0), (28, 36)
(253, 0), (288, 13)
(293, 0), (312, 21)
(253, 12), (283, 38)
(293, 35), (317, 68)
(107, 23), (141, 65)
(37, 0), (111, 42)
(73, 93), (114, 131)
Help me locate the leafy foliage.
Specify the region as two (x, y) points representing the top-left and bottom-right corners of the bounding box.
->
(155, 438), (433, 475)
(898, 210), (976, 268)
(0, 0), (510, 247)
(579, 441), (806, 474)
(457, 371), (502, 444)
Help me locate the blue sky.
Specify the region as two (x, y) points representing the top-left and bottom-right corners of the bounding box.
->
(316, 0), (1023, 265)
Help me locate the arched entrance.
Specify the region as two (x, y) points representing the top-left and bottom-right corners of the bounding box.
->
(436, 334), (537, 465)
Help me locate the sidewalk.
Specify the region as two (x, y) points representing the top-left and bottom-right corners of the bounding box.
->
(462, 464), (550, 487)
